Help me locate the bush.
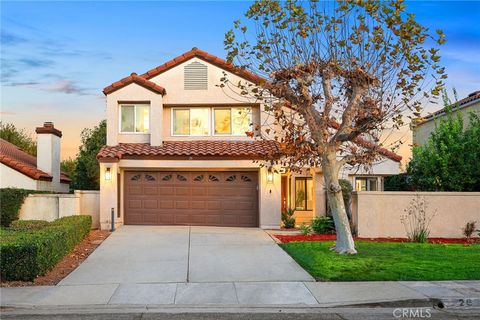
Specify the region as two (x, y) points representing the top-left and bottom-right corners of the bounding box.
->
(10, 220), (50, 231)
(384, 173), (414, 191)
(299, 223), (312, 235)
(400, 195), (436, 243)
(0, 188), (38, 227)
(281, 208), (296, 229)
(311, 216), (335, 234)
(463, 221), (477, 239)
(0, 215), (92, 281)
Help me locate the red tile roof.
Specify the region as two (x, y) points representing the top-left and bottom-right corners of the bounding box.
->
(103, 73), (166, 96)
(97, 140), (281, 162)
(140, 47), (267, 85)
(0, 138), (71, 183)
(423, 90), (480, 120)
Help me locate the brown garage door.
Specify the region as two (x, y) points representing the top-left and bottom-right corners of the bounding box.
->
(124, 171), (258, 227)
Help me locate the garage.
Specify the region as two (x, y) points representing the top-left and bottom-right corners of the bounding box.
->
(124, 171), (259, 227)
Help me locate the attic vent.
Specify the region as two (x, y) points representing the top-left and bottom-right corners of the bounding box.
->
(184, 61), (207, 90)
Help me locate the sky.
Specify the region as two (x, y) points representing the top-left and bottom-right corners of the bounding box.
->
(1, 1), (479, 163)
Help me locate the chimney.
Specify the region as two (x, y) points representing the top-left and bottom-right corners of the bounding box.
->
(36, 122), (62, 188)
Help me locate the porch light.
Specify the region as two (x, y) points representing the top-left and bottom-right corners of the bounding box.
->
(105, 167), (112, 181)
(266, 167), (274, 184)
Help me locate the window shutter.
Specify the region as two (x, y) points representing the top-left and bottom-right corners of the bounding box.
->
(184, 61), (208, 90)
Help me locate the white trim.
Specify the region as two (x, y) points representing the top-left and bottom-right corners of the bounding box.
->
(119, 104), (151, 134)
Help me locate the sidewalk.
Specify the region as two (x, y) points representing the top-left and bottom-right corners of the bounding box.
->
(1, 281), (479, 309)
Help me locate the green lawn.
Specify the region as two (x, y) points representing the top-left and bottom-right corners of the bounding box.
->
(280, 241), (480, 281)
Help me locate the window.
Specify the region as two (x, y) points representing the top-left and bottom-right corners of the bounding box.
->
(172, 107), (252, 136)
(213, 107), (252, 135)
(172, 108), (210, 136)
(120, 104), (150, 133)
(295, 177), (313, 211)
(355, 177), (378, 191)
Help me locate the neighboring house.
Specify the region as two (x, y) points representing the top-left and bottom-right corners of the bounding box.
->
(97, 48), (401, 230)
(0, 122), (70, 193)
(413, 90), (480, 146)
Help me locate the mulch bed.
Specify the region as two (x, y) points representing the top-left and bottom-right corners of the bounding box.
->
(1, 230), (111, 287)
(274, 234), (478, 245)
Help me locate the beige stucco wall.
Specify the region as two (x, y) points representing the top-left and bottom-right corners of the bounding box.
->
(99, 159), (281, 230)
(0, 163), (38, 190)
(413, 101), (480, 146)
(19, 191), (100, 228)
(352, 191), (480, 238)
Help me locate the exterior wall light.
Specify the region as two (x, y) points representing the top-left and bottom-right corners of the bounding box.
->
(266, 167), (274, 184)
(105, 167), (112, 181)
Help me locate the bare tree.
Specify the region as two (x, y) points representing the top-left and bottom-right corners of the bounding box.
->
(223, 0), (445, 253)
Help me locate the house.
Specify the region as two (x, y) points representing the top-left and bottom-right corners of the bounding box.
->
(413, 90), (480, 146)
(0, 122), (71, 193)
(97, 48), (401, 230)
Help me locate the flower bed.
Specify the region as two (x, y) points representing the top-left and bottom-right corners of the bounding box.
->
(274, 234), (476, 245)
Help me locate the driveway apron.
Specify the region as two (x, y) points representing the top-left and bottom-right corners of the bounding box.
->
(59, 226), (313, 286)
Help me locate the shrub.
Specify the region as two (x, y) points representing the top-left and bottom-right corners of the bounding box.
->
(311, 216), (335, 234)
(0, 215), (92, 281)
(299, 223), (312, 235)
(281, 208), (296, 229)
(0, 188), (37, 227)
(384, 173), (414, 191)
(10, 220), (50, 231)
(462, 221), (477, 239)
(400, 195), (436, 243)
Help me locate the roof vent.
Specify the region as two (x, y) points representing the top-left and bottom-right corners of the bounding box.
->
(184, 61), (207, 90)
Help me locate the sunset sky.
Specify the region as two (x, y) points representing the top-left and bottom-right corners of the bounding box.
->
(1, 1), (479, 164)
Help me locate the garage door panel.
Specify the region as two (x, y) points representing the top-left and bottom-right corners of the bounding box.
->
(158, 187), (175, 195)
(124, 170), (258, 227)
(160, 200), (174, 209)
(175, 200), (189, 209)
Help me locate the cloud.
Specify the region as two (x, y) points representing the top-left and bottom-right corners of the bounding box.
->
(6, 79), (94, 96)
(0, 30), (26, 46)
(18, 58), (53, 68)
(0, 111), (17, 116)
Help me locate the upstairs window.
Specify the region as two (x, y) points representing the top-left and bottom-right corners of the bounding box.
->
(120, 104), (150, 133)
(172, 107), (252, 136)
(213, 107), (252, 136)
(173, 108), (210, 136)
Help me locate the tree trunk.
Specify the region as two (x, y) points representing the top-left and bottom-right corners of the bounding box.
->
(322, 152), (357, 254)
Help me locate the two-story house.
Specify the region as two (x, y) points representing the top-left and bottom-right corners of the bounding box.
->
(413, 90), (480, 146)
(97, 48), (401, 230)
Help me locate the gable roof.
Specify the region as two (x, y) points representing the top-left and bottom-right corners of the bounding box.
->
(102, 48), (401, 162)
(140, 47), (267, 85)
(422, 90), (480, 122)
(0, 138), (71, 183)
(103, 73), (167, 95)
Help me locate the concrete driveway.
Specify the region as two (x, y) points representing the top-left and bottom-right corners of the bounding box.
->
(59, 226), (313, 285)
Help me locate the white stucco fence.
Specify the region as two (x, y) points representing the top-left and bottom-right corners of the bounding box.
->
(19, 190), (100, 229)
(351, 191), (480, 238)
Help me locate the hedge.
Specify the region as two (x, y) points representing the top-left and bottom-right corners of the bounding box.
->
(0, 215), (92, 281)
(0, 188), (46, 227)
